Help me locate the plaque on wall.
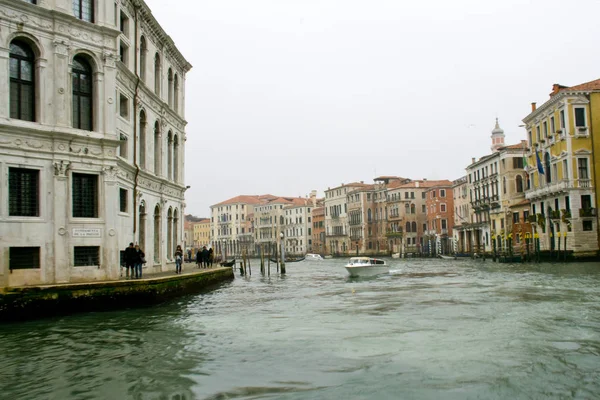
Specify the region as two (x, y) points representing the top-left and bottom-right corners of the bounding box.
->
(72, 228), (102, 238)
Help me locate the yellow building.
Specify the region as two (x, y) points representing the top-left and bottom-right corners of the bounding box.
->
(193, 218), (211, 250)
(523, 80), (599, 256)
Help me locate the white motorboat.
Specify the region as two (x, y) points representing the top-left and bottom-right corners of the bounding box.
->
(345, 257), (389, 277)
(305, 253), (324, 261)
(391, 253), (400, 259)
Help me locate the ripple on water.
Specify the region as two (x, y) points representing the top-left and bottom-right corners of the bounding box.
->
(1, 259), (600, 399)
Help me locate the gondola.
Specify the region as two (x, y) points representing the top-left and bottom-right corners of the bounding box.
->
(220, 259), (236, 267)
(268, 257), (305, 263)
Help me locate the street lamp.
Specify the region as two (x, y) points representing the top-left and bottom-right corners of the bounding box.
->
(280, 232), (286, 274)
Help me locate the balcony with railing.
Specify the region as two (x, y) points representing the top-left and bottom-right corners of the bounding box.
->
(580, 208), (597, 218)
(526, 179), (592, 200)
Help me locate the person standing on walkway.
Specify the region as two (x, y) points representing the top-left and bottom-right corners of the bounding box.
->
(134, 244), (145, 279)
(208, 247), (214, 267)
(201, 246), (209, 268)
(124, 242), (136, 279)
(196, 249), (202, 268)
(175, 245), (184, 274)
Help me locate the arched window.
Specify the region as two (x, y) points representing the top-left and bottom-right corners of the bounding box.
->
(139, 110), (146, 169)
(139, 36), (147, 82)
(154, 53), (161, 95)
(174, 74), (179, 113)
(9, 40), (35, 121)
(410, 204), (416, 214)
(167, 130), (173, 180)
(139, 201), (146, 251)
(406, 222), (411, 232)
(516, 175), (523, 193)
(153, 205), (161, 262)
(73, 0), (94, 23)
(167, 68), (173, 107)
(173, 134), (179, 183)
(167, 208), (173, 259)
(173, 208), (179, 251)
(545, 152), (551, 183)
(72, 56), (93, 130)
(154, 121), (161, 175)
(411, 222), (417, 232)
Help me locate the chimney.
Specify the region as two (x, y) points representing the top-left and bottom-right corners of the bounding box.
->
(531, 102), (537, 112)
(360, 181), (364, 184)
(471, 157), (476, 164)
(415, 182), (420, 188)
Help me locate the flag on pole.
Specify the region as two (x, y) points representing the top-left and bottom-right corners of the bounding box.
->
(536, 150), (544, 174)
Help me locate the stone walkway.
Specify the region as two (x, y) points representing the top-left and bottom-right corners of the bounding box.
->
(119, 263), (222, 280)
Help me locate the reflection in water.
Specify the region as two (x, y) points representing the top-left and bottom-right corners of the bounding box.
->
(1, 259), (599, 399)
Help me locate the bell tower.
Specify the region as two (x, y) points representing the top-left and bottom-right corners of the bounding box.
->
(491, 118), (505, 152)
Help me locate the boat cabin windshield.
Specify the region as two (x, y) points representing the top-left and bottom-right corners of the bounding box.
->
(348, 257), (385, 266)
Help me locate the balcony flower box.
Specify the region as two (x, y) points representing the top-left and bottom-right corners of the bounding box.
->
(550, 210), (561, 220)
(580, 208), (597, 218)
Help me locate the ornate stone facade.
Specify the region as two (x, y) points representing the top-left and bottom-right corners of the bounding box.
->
(0, 0), (191, 287)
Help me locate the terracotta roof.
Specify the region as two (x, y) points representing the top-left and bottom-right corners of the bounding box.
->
(398, 180), (451, 189)
(213, 194), (277, 206)
(511, 199), (530, 207)
(499, 140), (528, 150)
(562, 78), (600, 92)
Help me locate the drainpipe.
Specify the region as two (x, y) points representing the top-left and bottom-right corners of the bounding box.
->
(132, 3), (141, 237)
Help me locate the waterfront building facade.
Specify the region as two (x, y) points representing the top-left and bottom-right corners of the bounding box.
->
(452, 176), (472, 253)
(0, 0), (190, 287)
(192, 218), (210, 250)
(524, 81), (600, 256)
(424, 181), (454, 255)
(311, 206), (325, 254)
(324, 182), (367, 256)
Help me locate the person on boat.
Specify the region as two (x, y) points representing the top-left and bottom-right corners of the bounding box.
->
(208, 247), (214, 267)
(174, 245), (184, 274)
(201, 246), (209, 268)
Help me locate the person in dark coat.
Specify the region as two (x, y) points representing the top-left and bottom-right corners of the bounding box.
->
(124, 242), (136, 279)
(196, 249), (202, 268)
(201, 246), (209, 268)
(208, 248), (214, 267)
(134, 244), (145, 279)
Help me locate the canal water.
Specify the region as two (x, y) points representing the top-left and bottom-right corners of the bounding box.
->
(1, 259), (600, 400)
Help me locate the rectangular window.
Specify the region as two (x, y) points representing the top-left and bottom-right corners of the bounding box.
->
(422, 204), (426, 213)
(565, 196), (570, 212)
(563, 160), (568, 180)
(73, 0), (94, 23)
(528, 131), (532, 146)
(574, 107), (586, 127)
(543, 121), (548, 138)
(9, 167), (39, 217)
(440, 189), (446, 197)
(72, 173), (98, 218)
(9, 247), (40, 270)
(119, 41), (129, 66)
(119, 93), (129, 119)
(119, 133), (127, 158)
(550, 116), (555, 133)
(119, 10), (129, 36)
(74, 246), (100, 266)
(119, 188), (128, 213)
(536, 126), (541, 141)
(559, 110), (565, 129)
(513, 212), (520, 224)
(440, 204), (446, 212)
(583, 220), (593, 231)
(578, 158), (589, 179)
(523, 210), (529, 221)
(422, 192), (426, 199)
(513, 157), (524, 169)
(441, 219), (447, 230)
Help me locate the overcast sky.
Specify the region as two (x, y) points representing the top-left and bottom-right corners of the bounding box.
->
(145, 0), (600, 217)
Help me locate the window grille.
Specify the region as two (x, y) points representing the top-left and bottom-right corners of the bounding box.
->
(72, 173), (98, 218)
(74, 246), (100, 266)
(10, 247), (40, 270)
(9, 168), (39, 216)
